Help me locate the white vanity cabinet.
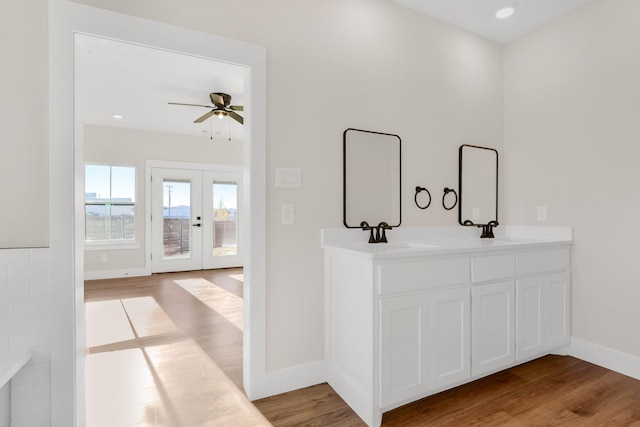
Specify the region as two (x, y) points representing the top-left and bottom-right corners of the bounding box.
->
(377, 256), (471, 408)
(322, 227), (572, 427)
(470, 254), (516, 377)
(515, 249), (571, 361)
(379, 285), (470, 407)
(471, 280), (515, 376)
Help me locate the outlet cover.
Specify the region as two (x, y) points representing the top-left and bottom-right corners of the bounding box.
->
(282, 204), (294, 224)
(537, 206), (548, 221)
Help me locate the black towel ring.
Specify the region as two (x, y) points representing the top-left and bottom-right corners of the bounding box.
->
(414, 186), (432, 210)
(442, 188), (458, 211)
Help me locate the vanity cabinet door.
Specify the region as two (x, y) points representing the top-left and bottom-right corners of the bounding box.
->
(427, 287), (471, 390)
(379, 294), (430, 407)
(516, 277), (544, 360)
(379, 287), (470, 407)
(471, 281), (515, 376)
(545, 272), (571, 350)
(516, 272), (570, 361)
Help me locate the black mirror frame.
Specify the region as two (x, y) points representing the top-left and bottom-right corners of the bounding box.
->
(458, 144), (498, 227)
(343, 128), (402, 229)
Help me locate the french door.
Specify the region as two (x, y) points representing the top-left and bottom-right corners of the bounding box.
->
(151, 167), (242, 273)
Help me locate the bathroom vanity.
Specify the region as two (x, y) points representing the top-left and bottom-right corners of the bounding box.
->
(322, 226), (572, 427)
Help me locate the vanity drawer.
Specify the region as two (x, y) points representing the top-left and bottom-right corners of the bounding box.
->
(471, 254), (515, 283)
(378, 258), (469, 294)
(516, 248), (570, 275)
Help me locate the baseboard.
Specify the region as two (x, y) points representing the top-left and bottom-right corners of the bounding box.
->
(251, 360), (325, 400)
(568, 337), (640, 381)
(84, 268), (149, 281)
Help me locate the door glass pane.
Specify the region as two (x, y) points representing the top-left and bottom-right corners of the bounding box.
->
(162, 179), (191, 259)
(212, 181), (238, 256)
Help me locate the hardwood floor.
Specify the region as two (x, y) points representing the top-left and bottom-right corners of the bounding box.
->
(256, 356), (640, 426)
(84, 268), (270, 426)
(86, 271), (640, 426)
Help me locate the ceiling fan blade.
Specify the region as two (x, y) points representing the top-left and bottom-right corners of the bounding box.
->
(194, 110), (216, 123)
(229, 105), (244, 111)
(168, 102), (212, 108)
(228, 110), (244, 125)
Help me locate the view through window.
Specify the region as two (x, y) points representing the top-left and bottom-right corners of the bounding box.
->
(85, 164), (136, 241)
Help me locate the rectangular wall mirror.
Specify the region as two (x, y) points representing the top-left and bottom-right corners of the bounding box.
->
(458, 144), (498, 227)
(343, 128), (401, 228)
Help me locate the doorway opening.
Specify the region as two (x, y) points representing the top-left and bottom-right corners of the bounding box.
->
(70, 18), (264, 419)
(51, 4), (267, 422)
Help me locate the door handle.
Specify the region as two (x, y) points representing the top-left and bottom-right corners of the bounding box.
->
(192, 223), (201, 227)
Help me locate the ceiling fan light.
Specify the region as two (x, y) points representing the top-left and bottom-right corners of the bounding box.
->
(496, 6), (516, 19)
(214, 110), (227, 119)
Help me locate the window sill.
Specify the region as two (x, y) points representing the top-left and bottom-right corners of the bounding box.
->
(84, 241), (141, 251)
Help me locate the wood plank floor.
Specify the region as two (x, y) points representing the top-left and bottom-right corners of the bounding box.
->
(86, 270), (640, 426)
(84, 268), (271, 426)
(256, 356), (640, 426)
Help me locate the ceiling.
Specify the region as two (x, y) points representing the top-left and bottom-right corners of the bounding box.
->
(388, 0), (596, 44)
(75, 34), (247, 141)
(75, 2), (596, 140)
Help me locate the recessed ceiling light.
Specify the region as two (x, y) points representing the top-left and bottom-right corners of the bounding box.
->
(496, 6), (516, 19)
(112, 114), (123, 119)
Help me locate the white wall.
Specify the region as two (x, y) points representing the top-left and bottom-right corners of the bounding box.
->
(0, 0), (49, 248)
(1, 2), (52, 424)
(504, 0), (640, 358)
(83, 125), (243, 277)
(71, 0), (504, 371)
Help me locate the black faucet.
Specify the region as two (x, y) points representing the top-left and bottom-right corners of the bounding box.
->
(479, 220), (499, 238)
(361, 221), (392, 243)
(360, 221), (376, 243)
(376, 222), (391, 243)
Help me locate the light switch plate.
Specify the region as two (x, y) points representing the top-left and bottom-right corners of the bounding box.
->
(276, 168), (302, 188)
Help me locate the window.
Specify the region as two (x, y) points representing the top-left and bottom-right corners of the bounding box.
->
(85, 164), (136, 242)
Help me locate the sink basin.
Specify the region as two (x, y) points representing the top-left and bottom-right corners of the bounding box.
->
(363, 241), (440, 251)
(345, 237), (551, 254)
(404, 241), (440, 249)
(382, 242), (438, 249)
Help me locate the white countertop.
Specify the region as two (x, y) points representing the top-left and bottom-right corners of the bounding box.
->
(321, 226), (572, 259)
(0, 350), (32, 389)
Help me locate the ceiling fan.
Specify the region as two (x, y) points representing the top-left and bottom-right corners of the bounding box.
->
(169, 92), (244, 125)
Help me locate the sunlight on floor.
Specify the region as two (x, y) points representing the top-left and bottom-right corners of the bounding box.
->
(85, 271), (269, 426)
(86, 339), (269, 426)
(121, 297), (180, 338)
(85, 300), (135, 348)
(174, 278), (244, 331)
(86, 348), (159, 426)
(229, 273), (243, 282)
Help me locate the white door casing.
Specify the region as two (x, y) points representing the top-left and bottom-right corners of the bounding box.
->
(51, 3), (267, 424)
